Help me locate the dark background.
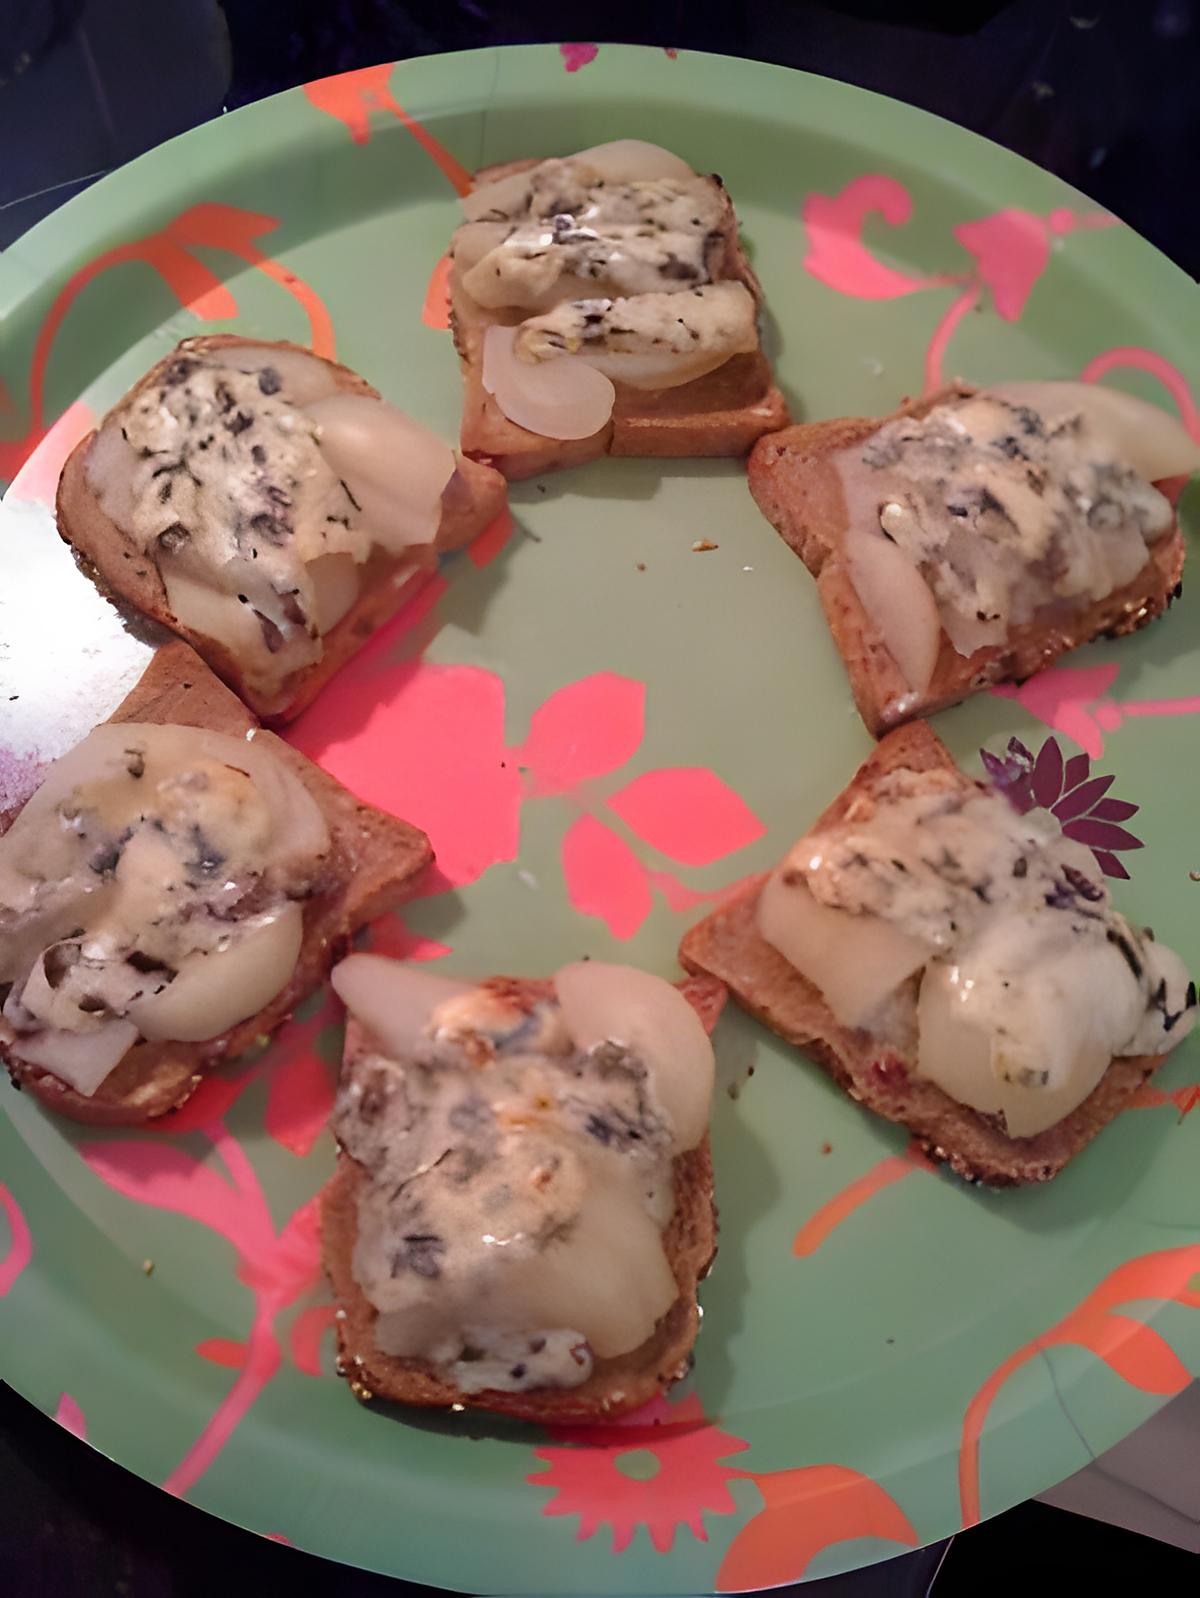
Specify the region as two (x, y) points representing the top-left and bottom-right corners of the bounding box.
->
(2, 1), (1198, 1593)
(2, 1), (1198, 274)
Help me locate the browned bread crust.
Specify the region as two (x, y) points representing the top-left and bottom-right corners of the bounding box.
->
(747, 386), (1186, 735)
(451, 158), (790, 479)
(1, 641), (432, 1125)
(323, 972), (726, 1420)
(679, 722), (1165, 1186)
(56, 335), (507, 724)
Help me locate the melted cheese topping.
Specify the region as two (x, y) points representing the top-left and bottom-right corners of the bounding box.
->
(759, 766), (1195, 1138)
(835, 391), (1174, 665)
(453, 143), (758, 430)
(0, 723), (330, 1092)
(85, 346), (456, 696)
(332, 958), (714, 1394)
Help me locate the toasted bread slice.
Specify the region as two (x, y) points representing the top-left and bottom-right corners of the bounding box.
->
(748, 387), (1186, 735)
(56, 335), (508, 724)
(1, 642), (432, 1125)
(679, 723), (1166, 1186)
(323, 972), (726, 1420)
(451, 158), (790, 480)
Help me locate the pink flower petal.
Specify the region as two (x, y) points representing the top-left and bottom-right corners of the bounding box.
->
(560, 43), (599, 72)
(141, 1063), (258, 1135)
(366, 913), (452, 962)
(1051, 773), (1115, 822)
(466, 506), (513, 568)
(0, 1184), (33, 1299)
(607, 767), (765, 866)
(264, 1033), (337, 1159)
(6, 400), (95, 507)
(54, 1393), (87, 1439)
(292, 662), (521, 889)
(196, 1338), (248, 1369)
(953, 209), (1050, 321)
(289, 1303), (337, 1377)
(561, 815), (652, 940)
(802, 176), (943, 300)
(517, 674), (645, 796)
(79, 1142), (257, 1256)
(1031, 738), (1064, 807)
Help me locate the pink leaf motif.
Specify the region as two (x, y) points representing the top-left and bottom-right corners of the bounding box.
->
(264, 1028), (337, 1158)
(560, 43), (599, 72)
(1079, 348), (1200, 444)
(79, 1142), (256, 1256)
(466, 506), (514, 568)
(561, 815), (653, 940)
(367, 913), (452, 962)
(607, 767), (766, 866)
(953, 210), (1050, 321)
(1069, 1308), (1192, 1395)
(291, 662), (521, 889)
(0, 1184), (32, 1298)
(143, 1063), (260, 1135)
(290, 1303), (338, 1376)
(54, 1393), (87, 1439)
(803, 176), (948, 300)
(992, 663), (1121, 758)
(6, 400), (95, 507)
(238, 1195), (323, 1301)
(196, 1338), (248, 1369)
(517, 674), (645, 797)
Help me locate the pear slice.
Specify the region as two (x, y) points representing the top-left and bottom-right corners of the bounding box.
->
(554, 961), (714, 1151)
(988, 380), (1200, 482)
(331, 954), (473, 1060)
(758, 867), (931, 1029)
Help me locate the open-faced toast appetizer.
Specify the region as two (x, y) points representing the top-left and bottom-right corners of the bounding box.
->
(323, 955), (725, 1419)
(0, 643), (431, 1124)
(748, 381), (1199, 734)
(449, 139), (790, 478)
(57, 335), (507, 723)
(680, 722), (1195, 1185)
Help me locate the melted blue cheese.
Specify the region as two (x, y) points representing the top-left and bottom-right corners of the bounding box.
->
(336, 983), (687, 1394)
(836, 393), (1174, 658)
(513, 282), (758, 372)
(86, 349), (457, 697)
(764, 766), (1195, 1138)
(0, 724), (328, 1092)
(90, 355), (361, 683)
(456, 152), (755, 396)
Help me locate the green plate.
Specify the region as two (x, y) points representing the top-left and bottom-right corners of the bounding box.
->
(2, 44), (1198, 1596)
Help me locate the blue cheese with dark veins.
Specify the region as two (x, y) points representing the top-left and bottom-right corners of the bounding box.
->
(0, 723), (330, 1096)
(85, 346), (456, 695)
(456, 142), (757, 431)
(461, 176), (726, 312)
(835, 390), (1176, 666)
(759, 764), (1196, 1137)
(513, 282), (759, 390)
(331, 958), (715, 1394)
